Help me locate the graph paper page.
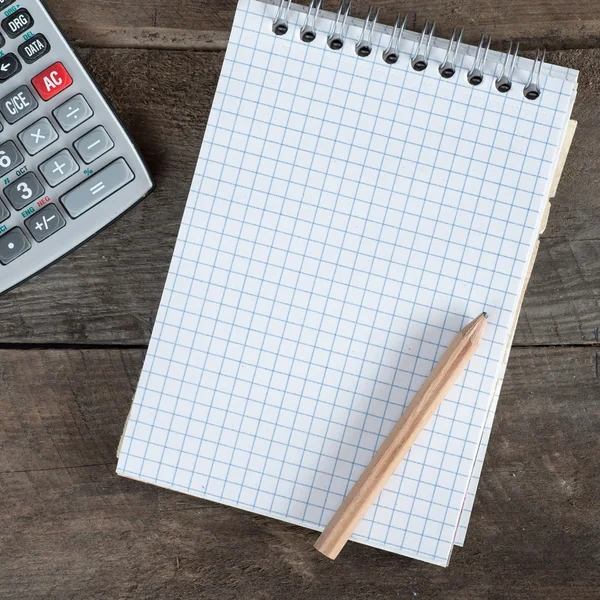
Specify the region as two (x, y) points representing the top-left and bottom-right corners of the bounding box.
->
(117, 0), (578, 565)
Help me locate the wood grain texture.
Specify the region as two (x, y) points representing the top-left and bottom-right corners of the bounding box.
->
(0, 48), (598, 346)
(44, 0), (600, 51)
(1, 346), (598, 599)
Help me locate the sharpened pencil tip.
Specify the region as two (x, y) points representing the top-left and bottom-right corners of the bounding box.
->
(482, 312), (488, 319)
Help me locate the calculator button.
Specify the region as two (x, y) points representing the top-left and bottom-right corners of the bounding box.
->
(53, 94), (93, 132)
(0, 33), (4, 50)
(25, 204), (66, 242)
(40, 149), (79, 187)
(0, 200), (8, 223)
(0, 53), (21, 83)
(61, 158), (134, 218)
(0, 0), (14, 10)
(5, 172), (44, 209)
(0, 85), (38, 124)
(0, 228), (30, 264)
(1, 9), (33, 39)
(32, 62), (72, 101)
(18, 34), (50, 65)
(0, 140), (24, 178)
(75, 127), (114, 164)
(19, 118), (59, 155)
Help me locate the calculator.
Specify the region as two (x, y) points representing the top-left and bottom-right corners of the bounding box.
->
(0, 0), (153, 295)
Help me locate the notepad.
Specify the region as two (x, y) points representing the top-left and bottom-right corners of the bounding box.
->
(117, 0), (578, 565)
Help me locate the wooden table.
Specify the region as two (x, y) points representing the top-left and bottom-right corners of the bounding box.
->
(2, 1), (599, 598)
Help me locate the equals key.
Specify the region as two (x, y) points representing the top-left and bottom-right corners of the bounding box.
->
(61, 159), (134, 218)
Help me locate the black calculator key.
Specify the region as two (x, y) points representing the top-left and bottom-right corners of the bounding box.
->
(0, 228), (30, 265)
(0, 199), (8, 223)
(25, 204), (66, 242)
(5, 172), (45, 210)
(0, 0), (16, 8)
(0, 140), (24, 178)
(0, 53), (21, 83)
(18, 34), (50, 64)
(0, 33), (4, 50)
(0, 85), (38, 124)
(2, 9), (33, 39)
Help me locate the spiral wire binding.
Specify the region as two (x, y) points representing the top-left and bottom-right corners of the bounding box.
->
(326, 0), (352, 50)
(467, 34), (491, 85)
(495, 41), (519, 92)
(271, 0), (545, 100)
(272, 0), (292, 35)
(355, 6), (380, 57)
(524, 48), (545, 100)
(300, 0), (323, 42)
(438, 28), (463, 79)
(382, 14), (407, 65)
(411, 21), (436, 72)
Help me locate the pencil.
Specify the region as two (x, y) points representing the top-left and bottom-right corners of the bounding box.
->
(314, 312), (488, 560)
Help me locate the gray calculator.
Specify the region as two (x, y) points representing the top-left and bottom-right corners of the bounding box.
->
(0, 0), (153, 295)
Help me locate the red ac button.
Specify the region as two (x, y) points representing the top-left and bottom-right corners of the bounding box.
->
(31, 62), (73, 101)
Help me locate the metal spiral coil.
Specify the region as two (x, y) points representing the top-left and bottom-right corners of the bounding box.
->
(411, 21), (436, 71)
(270, 1), (545, 101)
(439, 28), (463, 79)
(382, 14), (407, 65)
(272, 0), (291, 35)
(355, 6), (380, 57)
(468, 34), (491, 85)
(300, 0), (323, 42)
(495, 41), (519, 92)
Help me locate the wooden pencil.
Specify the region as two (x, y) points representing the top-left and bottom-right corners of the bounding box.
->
(314, 312), (488, 560)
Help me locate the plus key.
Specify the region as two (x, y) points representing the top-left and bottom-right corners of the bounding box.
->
(31, 62), (73, 101)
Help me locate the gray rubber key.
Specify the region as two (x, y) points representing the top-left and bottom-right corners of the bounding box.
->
(74, 126), (114, 163)
(25, 204), (66, 242)
(0, 85), (38, 124)
(53, 94), (93, 132)
(40, 149), (79, 187)
(0, 140), (24, 178)
(5, 172), (45, 209)
(0, 200), (9, 223)
(0, 228), (31, 264)
(19, 117), (59, 155)
(61, 158), (134, 218)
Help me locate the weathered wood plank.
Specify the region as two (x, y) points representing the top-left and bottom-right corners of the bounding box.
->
(1, 48), (599, 346)
(0, 346), (598, 599)
(44, 0), (600, 51)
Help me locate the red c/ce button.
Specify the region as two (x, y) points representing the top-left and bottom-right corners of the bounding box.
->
(31, 62), (73, 101)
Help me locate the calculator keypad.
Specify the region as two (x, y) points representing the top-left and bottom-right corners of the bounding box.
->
(0, 0), (153, 295)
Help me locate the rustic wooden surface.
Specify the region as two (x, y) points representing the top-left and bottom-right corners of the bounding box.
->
(2, 1), (600, 598)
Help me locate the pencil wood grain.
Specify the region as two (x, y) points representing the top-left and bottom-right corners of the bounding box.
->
(314, 313), (488, 560)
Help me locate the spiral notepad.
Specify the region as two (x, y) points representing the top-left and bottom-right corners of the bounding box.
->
(117, 0), (578, 565)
